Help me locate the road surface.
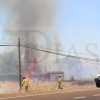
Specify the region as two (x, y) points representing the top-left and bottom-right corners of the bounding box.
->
(0, 88), (100, 100)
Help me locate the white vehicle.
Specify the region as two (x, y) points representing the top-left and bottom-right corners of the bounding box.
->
(94, 74), (100, 87)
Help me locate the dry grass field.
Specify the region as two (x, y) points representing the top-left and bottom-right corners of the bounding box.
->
(0, 79), (96, 94)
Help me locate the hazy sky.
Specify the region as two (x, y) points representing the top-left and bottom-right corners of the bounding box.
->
(54, 0), (100, 59)
(0, 0), (100, 59)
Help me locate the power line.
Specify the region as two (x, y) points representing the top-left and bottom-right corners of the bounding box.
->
(0, 42), (99, 57)
(21, 45), (99, 62)
(0, 42), (17, 44)
(0, 43), (99, 62)
(22, 44), (99, 57)
(0, 45), (18, 46)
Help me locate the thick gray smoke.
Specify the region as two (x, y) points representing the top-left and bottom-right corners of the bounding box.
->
(0, 0), (58, 28)
(0, 0), (59, 60)
(0, 0), (60, 76)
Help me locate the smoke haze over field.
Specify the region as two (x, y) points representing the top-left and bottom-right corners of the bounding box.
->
(0, 0), (99, 80)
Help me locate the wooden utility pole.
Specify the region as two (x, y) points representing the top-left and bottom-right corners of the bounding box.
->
(18, 37), (22, 88)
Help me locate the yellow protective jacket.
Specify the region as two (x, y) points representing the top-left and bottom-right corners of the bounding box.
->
(58, 77), (62, 84)
(22, 79), (29, 86)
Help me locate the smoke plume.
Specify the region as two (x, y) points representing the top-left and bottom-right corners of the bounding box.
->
(0, 0), (58, 28)
(0, 0), (59, 77)
(0, 0), (59, 57)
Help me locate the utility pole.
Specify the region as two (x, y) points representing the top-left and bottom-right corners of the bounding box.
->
(18, 37), (22, 89)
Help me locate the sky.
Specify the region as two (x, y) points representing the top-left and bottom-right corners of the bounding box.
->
(54, 0), (100, 59)
(0, 0), (100, 59)
(0, 10), (6, 42)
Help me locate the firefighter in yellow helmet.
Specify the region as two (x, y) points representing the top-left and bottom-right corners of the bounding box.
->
(21, 77), (29, 92)
(58, 75), (63, 89)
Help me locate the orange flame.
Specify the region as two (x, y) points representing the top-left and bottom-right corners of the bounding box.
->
(24, 56), (39, 79)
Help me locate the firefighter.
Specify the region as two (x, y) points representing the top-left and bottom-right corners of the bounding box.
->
(70, 76), (74, 81)
(21, 77), (29, 92)
(58, 75), (63, 89)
